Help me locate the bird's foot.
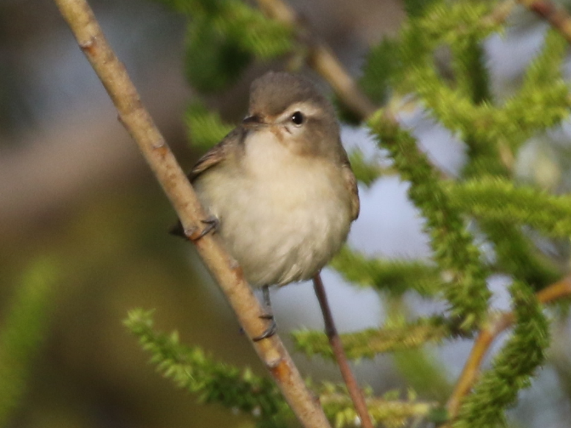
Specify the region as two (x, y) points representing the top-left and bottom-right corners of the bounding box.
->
(253, 313), (277, 341)
(191, 215), (220, 241)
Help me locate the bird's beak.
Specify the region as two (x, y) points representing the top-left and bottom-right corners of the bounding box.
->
(242, 114), (265, 129)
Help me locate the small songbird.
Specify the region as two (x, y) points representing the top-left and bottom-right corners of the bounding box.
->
(174, 71), (359, 337)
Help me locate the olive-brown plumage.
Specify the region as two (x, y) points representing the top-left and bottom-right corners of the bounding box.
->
(182, 71), (359, 287)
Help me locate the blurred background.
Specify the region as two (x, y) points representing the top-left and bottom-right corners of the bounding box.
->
(2, 0), (571, 427)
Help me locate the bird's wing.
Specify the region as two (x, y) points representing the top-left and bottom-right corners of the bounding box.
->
(342, 161), (360, 221)
(189, 127), (245, 182)
(170, 128), (245, 237)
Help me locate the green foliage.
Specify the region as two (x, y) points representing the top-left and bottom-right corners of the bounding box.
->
(447, 178), (571, 238)
(0, 258), (58, 426)
(154, 0), (294, 93)
(453, 281), (550, 428)
(152, 0), (227, 15)
(124, 309), (291, 426)
(450, 35), (491, 104)
(348, 149), (386, 187)
(125, 309), (435, 427)
(359, 38), (400, 105)
(319, 384), (435, 428)
(369, 113), (491, 330)
(403, 0), (439, 18)
(135, 0), (571, 425)
(293, 316), (451, 359)
(185, 101), (234, 149)
(331, 246), (442, 297)
(501, 29), (570, 150)
(184, 18), (252, 92)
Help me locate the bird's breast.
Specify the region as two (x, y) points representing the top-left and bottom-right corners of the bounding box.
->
(194, 130), (353, 286)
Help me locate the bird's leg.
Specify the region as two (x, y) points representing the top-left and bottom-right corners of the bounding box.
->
(253, 285), (277, 341)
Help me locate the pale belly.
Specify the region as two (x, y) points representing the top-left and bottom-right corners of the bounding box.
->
(194, 158), (353, 287)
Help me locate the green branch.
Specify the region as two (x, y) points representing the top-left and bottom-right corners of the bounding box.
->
(124, 309), (289, 425)
(320, 386), (436, 428)
(293, 316), (452, 359)
(447, 178), (571, 238)
(126, 310), (439, 427)
(0, 259), (58, 426)
(186, 101), (234, 149)
(368, 113), (490, 330)
(331, 247), (442, 297)
(166, 0), (294, 92)
(502, 29), (570, 150)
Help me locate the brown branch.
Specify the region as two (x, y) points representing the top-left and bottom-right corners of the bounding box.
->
(446, 275), (571, 419)
(519, 0), (571, 43)
(313, 273), (375, 428)
(51, 1), (332, 427)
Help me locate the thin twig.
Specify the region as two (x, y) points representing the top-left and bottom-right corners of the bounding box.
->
(446, 276), (571, 419)
(313, 273), (375, 428)
(519, 0), (571, 43)
(51, 1), (332, 427)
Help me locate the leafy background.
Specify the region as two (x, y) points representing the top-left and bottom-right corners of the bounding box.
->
(2, 0), (571, 427)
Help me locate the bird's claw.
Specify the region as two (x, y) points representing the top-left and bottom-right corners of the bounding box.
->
(192, 215), (220, 241)
(253, 314), (277, 341)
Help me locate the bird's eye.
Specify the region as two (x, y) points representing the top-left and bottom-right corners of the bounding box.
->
(291, 111), (305, 126)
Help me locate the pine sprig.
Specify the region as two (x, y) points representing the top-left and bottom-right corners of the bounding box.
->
(293, 316), (451, 359)
(221, 1), (293, 60)
(403, 0), (439, 18)
(453, 281), (550, 428)
(359, 38), (400, 105)
(331, 246), (442, 297)
(172, 0), (293, 92)
(185, 101), (234, 149)
(124, 309), (290, 424)
(125, 310), (438, 427)
(319, 385), (435, 428)
(347, 149), (385, 187)
(0, 259), (58, 426)
(184, 17), (252, 92)
(150, 0), (227, 15)
(450, 35), (491, 105)
(414, 2), (498, 44)
(396, 5), (570, 161)
(446, 177), (571, 238)
(369, 113), (491, 331)
(502, 29), (571, 149)
(481, 219), (561, 289)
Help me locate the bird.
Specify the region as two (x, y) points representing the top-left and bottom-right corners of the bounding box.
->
(173, 71), (359, 338)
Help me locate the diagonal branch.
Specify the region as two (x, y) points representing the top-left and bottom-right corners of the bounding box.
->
(51, 1), (331, 427)
(447, 275), (571, 419)
(519, 0), (571, 43)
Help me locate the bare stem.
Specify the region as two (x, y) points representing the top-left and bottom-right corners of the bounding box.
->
(51, 1), (332, 427)
(519, 0), (571, 43)
(446, 276), (571, 419)
(313, 273), (375, 428)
